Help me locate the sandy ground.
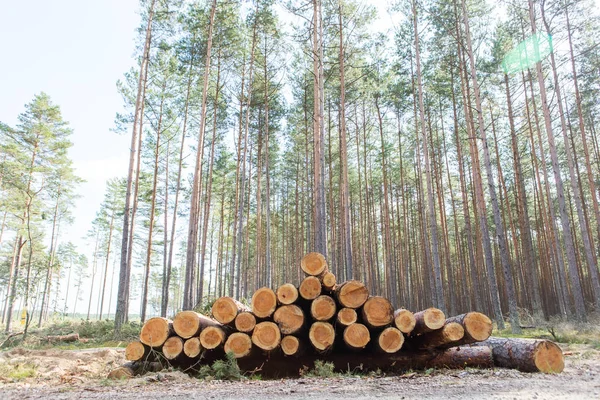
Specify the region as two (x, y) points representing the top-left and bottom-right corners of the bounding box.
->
(0, 344), (599, 399)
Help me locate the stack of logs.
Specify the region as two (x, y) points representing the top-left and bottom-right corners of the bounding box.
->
(113, 252), (564, 379)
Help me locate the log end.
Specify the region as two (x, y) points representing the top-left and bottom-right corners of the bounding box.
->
(414, 308), (445, 333)
(139, 317), (171, 347)
(252, 321), (282, 351)
(534, 341), (564, 373)
(299, 276), (322, 300)
(107, 366), (134, 380)
(273, 304), (305, 335)
(464, 312), (493, 341)
(183, 337), (203, 358)
(337, 308), (358, 327)
(276, 283), (299, 305)
(336, 280), (369, 309)
(235, 312), (257, 333)
(301, 252), (328, 276)
(162, 336), (184, 360)
(199, 326), (226, 350)
(281, 335), (301, 356)
(252, 287), (278, 318)
(378, 327), (404, 353)
(393, 309), (416, 334)
(343, 323), (370, 350)
(444, 322), (466, 342)
(309, 322), (336, 352)
(362, 296), (394, 328)
(224, 332), (253, 358)
(311, 295), (337, 321)
(212, 297), (239, 324)
(322, 272), (336, 290)
(125, 341), (146, 361)
(173, 310), (201, 339)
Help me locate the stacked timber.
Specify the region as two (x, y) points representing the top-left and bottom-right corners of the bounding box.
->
(114, 252), (565, 379)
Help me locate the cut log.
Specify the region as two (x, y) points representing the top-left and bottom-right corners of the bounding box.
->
(300, 252), (328, 276)
(183, 337), (203, 358)
(273, 304), (305, 335)
(173, 311), (219, 339)
(310, 295), (336, 321)
(276, 283), (299, 305)
(309, 322), (335, 352)
(321, 272), (336, 290)
(445, 312), (492, 345)
(475, 337), (564, 373)
(107, 361), (163, 380)
(376, 327), (404, 353)
(409, 322), (464, 349)
(343, 322), (370, 350)
(299, 276), (322, 300)
(335, 280), (369, 308)
(224, 332), (253, 358)
(393, 308), (416, 334)
(361, 296), (393, 328)
(412, 308), (445, 335)
(252, 321), (281, 351)
(47, 333), (79, 343)
(162, 336), (184, 360)
(336, 308), (358, 328)
(281, 335), (303, 356)
(234, 312), (256, 333)
(211, 297), (250, 325)
(125, 341), (151, 362)
(140, 317), (173, 348)
(251, 287), (278, 318)
(199, 326), (226, 350)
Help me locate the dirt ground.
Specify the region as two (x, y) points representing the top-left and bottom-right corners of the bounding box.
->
(0, 344), (599, 399)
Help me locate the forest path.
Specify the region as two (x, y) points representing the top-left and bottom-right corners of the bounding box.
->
(0, 343), (598, 399)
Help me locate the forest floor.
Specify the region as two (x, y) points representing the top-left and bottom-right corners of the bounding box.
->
(0, 342), (598, 399)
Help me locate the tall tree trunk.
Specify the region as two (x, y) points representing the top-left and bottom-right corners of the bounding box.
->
(38, 188), (61, 327)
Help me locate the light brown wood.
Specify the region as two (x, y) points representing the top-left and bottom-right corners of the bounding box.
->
(199, 326), (226, 350)
(162, 336), (184, 360)
(276, 283), (299, 305)
(336, 308), (357, 327)
(410, 322), (464, 349)
(252, 321), (281, 351)
(211, 297), (250, 325)
(393, 309), (416, 334)
(281, 335), (302, 356)
(183, 337), (203, 358)
(476, 337), (564, 373)
(299, 276), (322, 300)
(301, 252), (328, 276)
(362, 296), (393, 328)
(377, 327), (404, 353)
(107, 361), (163, 380)
(234, 311), (256, 333)
(47, 333), (80, 343)
(139, 317), (173, 347)
(125, 341), (148, 361)
(335, 280), (369, 308)
(445, 312), (492, 344)
(251, 287), (278, 318)
(321, 271), (336, 290)
(310, 295), (336, 321)
(224, 332), (253, 358)
(173, 311), (219, 338)
(343, 322), (370, 350)
(412, 308), (445, 335)
(309, 321), (335, 352)
(273, 304), (305, 334)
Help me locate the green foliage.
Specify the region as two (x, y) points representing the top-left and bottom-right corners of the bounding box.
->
(302, 360), (338, 378)
(0, 362), (37, 381)
(196, 352), (243, 381)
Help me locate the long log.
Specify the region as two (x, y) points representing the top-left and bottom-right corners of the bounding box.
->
(140, 317), (173, 348)
(234, 311), (256, 333)
(224, 332), (253, 358)
(173, 311), (220, 338)
(211, 297), (250, 325)
(412, 308), (445, 335)
(474, 337), (564, 373)
(336, 307), (357, 328)
(408, 322), (464, 350)
(276, 283), (299, 305)
(47, 333), (80, 343)
(361, 296), (393, 328)
(393, 308), (416, 334)
(445, 312), (492, 345)
(301, 252), (328, 276)
(251, 287), (278, 318)
(309, 321), (335, 352)
(183, 337), (203, 358)
(199, 326), (227, 350)
(335, 280), (369, 308)
(252, 321), (281, 351)
(376, 327), (404, 353)
(273, 304), (305, 335)
(343, 322), (370, 350)
(311, 295), (336, 321)
(299, 276), (322, 300)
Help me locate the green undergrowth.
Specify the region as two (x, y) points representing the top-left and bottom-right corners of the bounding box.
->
(196, 352), (244, 381)
(0, 362), (37, 381)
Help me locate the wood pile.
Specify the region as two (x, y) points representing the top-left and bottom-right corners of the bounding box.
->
(114, 252), (564, 379)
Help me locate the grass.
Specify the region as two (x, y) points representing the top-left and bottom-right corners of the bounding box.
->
(0, 362), (37, 381)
